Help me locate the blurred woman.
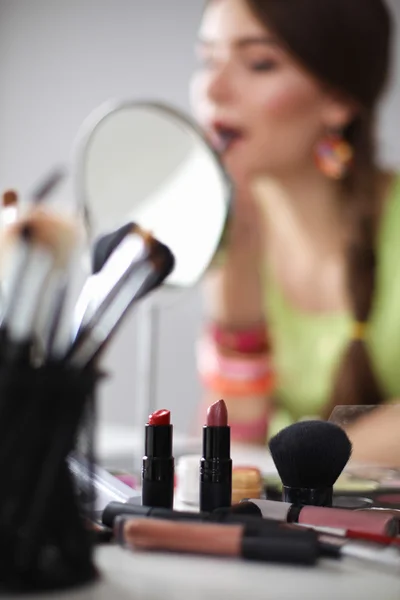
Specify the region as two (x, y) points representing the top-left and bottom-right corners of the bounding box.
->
(192, 0), (400, 464)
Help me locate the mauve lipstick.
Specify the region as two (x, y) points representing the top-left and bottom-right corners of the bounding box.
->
(141, 409), (174, 509)
(200, 399), (232, 512)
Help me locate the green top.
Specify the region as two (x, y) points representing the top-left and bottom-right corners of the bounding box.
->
(266, 175), (400, 436)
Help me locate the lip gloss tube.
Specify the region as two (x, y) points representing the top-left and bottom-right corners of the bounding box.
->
(141, 409), (174, 509)
(215, 499), (398, 536)
(200, 399), (232, 512)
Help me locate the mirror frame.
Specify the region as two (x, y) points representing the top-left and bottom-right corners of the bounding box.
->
(72, 98), (233, 279)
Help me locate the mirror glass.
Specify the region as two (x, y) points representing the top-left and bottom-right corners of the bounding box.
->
(73, 100), (231, 287)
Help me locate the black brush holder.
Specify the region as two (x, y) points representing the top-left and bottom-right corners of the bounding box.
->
(0, 363), (99, 594)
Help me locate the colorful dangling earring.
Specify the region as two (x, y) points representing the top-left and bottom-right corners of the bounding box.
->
(314, 131), (354, 180)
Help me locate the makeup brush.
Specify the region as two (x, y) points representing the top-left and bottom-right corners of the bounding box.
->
(0, 190), (18, 229)
(0, 208), (79, 365)
(29, 166), (66, 204)
(72, 223), (150, 339)
(0, 190), (19, 312)
(0, 209), (81, 470)
(67, 233), (174, 368)
(92, 222), (137, 274)
(269, 420), (352, 507)
(40, 229), (86, 361)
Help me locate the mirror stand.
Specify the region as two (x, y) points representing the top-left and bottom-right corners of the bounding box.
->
(133, 299), (160, 468)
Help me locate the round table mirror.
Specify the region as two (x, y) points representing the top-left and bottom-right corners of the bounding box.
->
(73, 100), (231, 288)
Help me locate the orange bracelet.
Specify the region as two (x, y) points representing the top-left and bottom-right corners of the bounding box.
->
(197, 331), (275, 396)
(200, 371), (275, 397)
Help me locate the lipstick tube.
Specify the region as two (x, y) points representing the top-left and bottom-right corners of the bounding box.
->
(141, 409), (174, 509)
(200, 399), (232, 512)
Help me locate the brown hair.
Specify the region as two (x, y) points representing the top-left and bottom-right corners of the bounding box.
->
(246, 0), (392, 416)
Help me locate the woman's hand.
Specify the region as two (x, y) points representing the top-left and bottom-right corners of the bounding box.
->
(345, 404), (400, 467)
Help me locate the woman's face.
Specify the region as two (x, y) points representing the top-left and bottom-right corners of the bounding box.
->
(190, 0), (345, 183)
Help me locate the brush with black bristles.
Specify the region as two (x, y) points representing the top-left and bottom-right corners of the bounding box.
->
(269, 420), (352, 508)
(68, 223), (174, 368)
(91, 221), (136, 274)
(71, 222), (151, 342)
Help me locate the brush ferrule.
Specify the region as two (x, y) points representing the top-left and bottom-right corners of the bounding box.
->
(283, 486), (333, 507)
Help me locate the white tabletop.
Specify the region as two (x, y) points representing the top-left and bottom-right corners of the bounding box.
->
(18, 545), (400, 600)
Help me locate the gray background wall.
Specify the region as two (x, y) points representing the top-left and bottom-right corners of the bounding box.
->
(0, 0), (399, 435)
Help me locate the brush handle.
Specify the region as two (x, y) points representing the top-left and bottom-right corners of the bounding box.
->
(283, 486), (333, 507)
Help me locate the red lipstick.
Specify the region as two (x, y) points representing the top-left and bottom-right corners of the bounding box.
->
(200, 399), (232, 512)
(141, 409), (174, 509)
(148, 409), (171, 426)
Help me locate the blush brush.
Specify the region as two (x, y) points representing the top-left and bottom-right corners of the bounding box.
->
(269, 420), (352, 507)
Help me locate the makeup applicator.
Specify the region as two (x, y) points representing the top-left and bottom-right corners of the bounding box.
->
(269, 420), (352, 507)
(0, 190), (18, 229)
(72, 223), (150, 340)
(68, 229), (174, 368)
(29, 166), (66, 204)
(92, 222), (137, 274)
(0, 190), (19, 311)
(0, 208), (79, 365)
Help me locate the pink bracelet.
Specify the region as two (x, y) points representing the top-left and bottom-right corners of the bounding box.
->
(198, 336), (272, 381)
(209, 322), (269, 354)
